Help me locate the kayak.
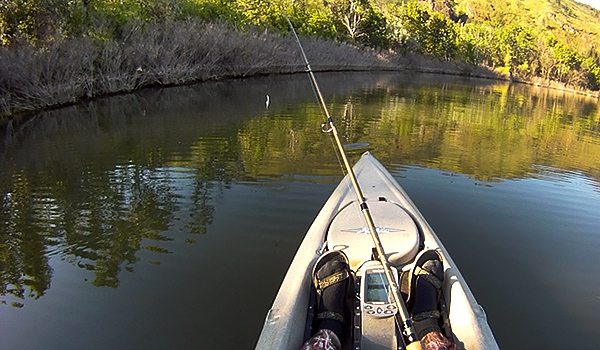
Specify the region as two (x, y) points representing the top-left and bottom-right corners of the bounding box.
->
(255, 152), (499, 350)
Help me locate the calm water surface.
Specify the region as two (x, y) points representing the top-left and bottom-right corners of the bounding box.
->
(1, 72), (599, 349)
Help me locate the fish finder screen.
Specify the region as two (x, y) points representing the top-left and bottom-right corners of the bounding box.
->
(365, 271), (390, 303)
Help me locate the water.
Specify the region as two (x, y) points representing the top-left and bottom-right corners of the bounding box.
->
(1, 72), (599, 349)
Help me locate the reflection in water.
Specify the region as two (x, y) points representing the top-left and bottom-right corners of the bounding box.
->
(1, 73), (599, 303)
(0, 72), (599, 348)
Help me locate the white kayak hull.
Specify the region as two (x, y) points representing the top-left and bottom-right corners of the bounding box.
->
(256, 152), (499, 350)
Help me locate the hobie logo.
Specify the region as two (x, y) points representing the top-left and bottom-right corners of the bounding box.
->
(342, 227), (403, 234)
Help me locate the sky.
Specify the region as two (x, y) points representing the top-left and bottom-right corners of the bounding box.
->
(576, 0), (600, 10)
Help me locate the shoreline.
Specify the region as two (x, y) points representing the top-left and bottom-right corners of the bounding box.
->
(1, 21), (597, 120)
(4, 64), (598, 121)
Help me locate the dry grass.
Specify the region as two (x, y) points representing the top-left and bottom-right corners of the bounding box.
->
(0, 20), (496, 117)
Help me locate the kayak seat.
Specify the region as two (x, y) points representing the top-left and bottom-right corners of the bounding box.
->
(327, 200), (421, 271)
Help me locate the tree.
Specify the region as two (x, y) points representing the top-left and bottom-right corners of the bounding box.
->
(0, 0), (70, 45)
(459, 22), (498, 66)
(537, 36), (558, 79)
(356, 4), (390, 47)
(397, 0), (430, 53)
(581, 57), (600, 90)
(323, 0), (390, 47)
(553, 42), (580, 81)
(399, 2), (458, 59)
(324, 0), (365, 39)
(496, 24), (536, 76)
(234, 0), (290, 31)
(289, 0), (337, 38)
(423, 12), (458, 60)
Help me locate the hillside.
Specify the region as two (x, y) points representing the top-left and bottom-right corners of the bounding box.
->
(455, 0), (600, 57)
(411, 0), (600, 89)
(1, 0), (599, 117)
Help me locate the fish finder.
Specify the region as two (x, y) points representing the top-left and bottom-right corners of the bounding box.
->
(357, 260), (400, 350)
(360, 260), (399, 318)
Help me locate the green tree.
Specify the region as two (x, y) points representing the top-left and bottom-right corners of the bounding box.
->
(423, 12), (458, 59)
(288, 0), (336, 38)
(0, 0), (71, 44)
(536, 36), (558, 79)
(237, 0), (289, 30)
(185, 0), (243, 23)
(459, 22), (498, 66)
(321, 0), (390, 47)
(398, 2), (458, 59)
(356, 3), (390, 47)
(398, 0), (429, 52)
(581, 57), (600, 90)
(324, 0), (360, 39)
(553, 42), (580, 81)
(496, 24), (536, 76)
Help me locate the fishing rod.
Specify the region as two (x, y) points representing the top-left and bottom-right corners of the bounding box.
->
(285, 18), (424, 350)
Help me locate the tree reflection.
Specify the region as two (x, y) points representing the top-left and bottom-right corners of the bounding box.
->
(238, 78), (600, 182)
(0, 84), (249, 304)
(1, 174), (53, 302)
(185, 136), (243, 235)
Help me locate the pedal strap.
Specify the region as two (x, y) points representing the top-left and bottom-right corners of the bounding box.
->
(412, 310), (441, 322)
(316, 311), (345, 323)
(413, 310), (442, 339)
(415, 266), (443, 290)
(317, 270), (350, 293)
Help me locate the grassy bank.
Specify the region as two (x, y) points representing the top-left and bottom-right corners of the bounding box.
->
(0, 20), (500, 118)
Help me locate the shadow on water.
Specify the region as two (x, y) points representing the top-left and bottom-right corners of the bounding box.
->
(0, 71), (599, 349)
